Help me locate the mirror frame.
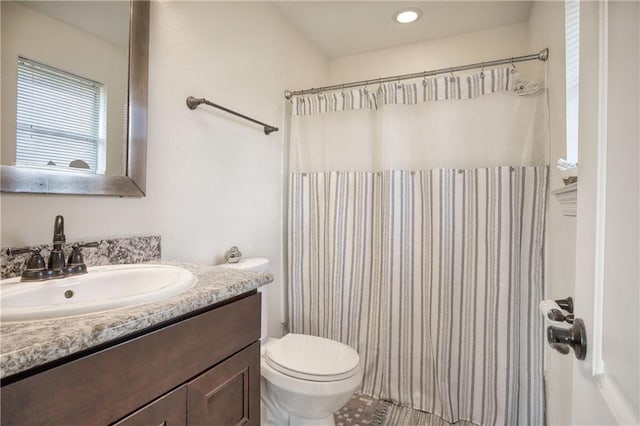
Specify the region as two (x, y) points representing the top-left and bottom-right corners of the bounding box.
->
(0, 1), (149, 197)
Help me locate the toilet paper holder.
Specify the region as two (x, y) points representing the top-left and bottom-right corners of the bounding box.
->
(540, 297), (574, 324)
(548, 297), (574, 324)
(555, 297), (573, 313)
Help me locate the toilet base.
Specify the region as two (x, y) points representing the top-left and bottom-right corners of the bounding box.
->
(261, 383), (288, 425)
(261, 398), (335, 426)
(261, 382), (337, 426)
(289, 413), (335, 426)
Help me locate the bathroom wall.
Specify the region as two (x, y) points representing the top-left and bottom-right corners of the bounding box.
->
(330, 22), (532, 84)
(528, 3), (577, 425)
(0, 2), (330, 337)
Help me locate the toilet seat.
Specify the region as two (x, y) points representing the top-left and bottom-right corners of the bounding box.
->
(264, 334), (360, 382)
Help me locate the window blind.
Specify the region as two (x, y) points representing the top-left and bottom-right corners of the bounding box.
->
(16, 57), (104, 173)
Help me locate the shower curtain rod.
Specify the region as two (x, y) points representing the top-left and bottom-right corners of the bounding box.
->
(284, 48), (548, 99)
(186, 96), (279, 135)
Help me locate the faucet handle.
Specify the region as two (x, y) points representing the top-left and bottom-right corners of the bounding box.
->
(25, 248), (46, 271)
(5, 248), (45, 269)
(18, 248), (48, 282)
(5, 248), (36, 256)
(73, 242), (99, 249)
(68, 242), (98, 266)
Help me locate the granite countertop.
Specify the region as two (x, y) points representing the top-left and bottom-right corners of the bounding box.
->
(0, 262), (273, 379)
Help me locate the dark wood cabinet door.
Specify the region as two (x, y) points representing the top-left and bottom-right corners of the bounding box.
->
(113, 386), (186, 426)
(187, 342), (260, 426)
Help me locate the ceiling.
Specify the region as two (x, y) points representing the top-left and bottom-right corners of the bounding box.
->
(274, 1), (532, 58)
(18, 1), (532, 58)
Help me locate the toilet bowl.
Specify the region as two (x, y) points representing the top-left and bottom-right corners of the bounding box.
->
(218, 257), (363, 426)
(261, 334), (363, 425)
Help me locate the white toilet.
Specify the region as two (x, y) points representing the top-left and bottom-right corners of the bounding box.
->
(219, 257), (363, 426)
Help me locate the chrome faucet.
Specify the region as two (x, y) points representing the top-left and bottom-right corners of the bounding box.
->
(5, 215), (98, 282)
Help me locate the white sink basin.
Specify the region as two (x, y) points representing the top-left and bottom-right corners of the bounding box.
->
(0, 264), (197, 322)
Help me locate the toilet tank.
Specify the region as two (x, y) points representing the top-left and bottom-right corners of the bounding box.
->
(218, 257), (270, 273)
(218, 257), (270, 340)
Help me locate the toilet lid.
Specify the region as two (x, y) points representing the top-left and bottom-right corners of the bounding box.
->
(265, 334), (360, 382)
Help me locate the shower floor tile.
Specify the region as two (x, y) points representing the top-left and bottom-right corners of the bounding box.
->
(336, 393), (477, 426)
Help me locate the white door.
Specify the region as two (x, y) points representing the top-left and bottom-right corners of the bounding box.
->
(571, 1), (639, 424)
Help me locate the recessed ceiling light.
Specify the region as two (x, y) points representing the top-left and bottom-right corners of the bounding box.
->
(394, 8), (422, 24)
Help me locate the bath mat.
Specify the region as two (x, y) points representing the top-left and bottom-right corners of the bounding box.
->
(381, 404), (478, 426)
(336, 393), (479, 426)
(334, 393), (391, 426)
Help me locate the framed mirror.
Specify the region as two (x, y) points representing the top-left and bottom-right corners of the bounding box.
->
(0, 1), (149, 197)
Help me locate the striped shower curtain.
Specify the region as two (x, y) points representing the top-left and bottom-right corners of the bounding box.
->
(288, 166), (547, 425)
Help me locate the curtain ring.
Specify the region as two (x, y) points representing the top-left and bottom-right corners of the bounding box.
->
(480, 62), (485, 79)
(449, 67), (456, 82)
(511, 57), (517, 73)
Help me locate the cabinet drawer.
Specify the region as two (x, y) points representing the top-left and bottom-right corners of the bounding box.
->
(1, 292), (260, 426)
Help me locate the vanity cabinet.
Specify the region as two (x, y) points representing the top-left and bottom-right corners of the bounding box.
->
(0, 292), (261, 426)
(115, 386), (187, 426)
(187, 341), (259, 425)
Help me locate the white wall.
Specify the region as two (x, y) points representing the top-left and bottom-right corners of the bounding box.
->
(1, 2), (128, 175)
(0, 1), (330, 338)
(528, 3), (577, 426)
(330, 22), (532, 84)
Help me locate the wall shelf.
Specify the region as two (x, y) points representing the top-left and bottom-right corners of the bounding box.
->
(551, 182), (577, 216)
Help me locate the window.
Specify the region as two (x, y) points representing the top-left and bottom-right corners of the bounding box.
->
(16, 57), (106, 173)
(565, 0), (580, 163)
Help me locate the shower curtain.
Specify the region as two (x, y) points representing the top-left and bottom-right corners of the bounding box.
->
(287, 68), (548, 425)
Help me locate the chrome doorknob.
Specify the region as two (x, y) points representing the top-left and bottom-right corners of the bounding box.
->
(547, 318), (587, 360)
